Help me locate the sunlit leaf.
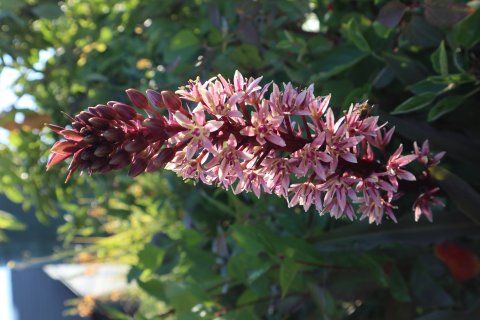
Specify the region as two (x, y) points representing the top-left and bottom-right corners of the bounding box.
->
(391, 93), (435, 115)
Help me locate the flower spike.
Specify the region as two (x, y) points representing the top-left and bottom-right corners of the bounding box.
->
(47, 71), (445, 223)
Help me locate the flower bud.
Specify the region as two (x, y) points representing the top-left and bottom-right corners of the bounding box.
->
(76, 111), (95, 123)
(51, 141), (79, 153)
(103, 128), (125, 142)
(109, 150), (130, 166)
(161, 91), (182, 111)
(126, 89), (150, 110)
(94, 105), (118, 120)
(94, 144), (114, 157)
(71, 121), (83, 131)
(60, 129), (84, 142)
(88, 117), (110, 130)
(46, 124), (65, 134)
(146, 89), (165, 108)
(142, 118), (165, 129)
(146, 148), (175, 172)
(90, 157), (109, 171)
(124, 138), (147, 153)
(113, 103), (137, 120)
(80, 148), (95, 160)
(128, 158), (148, 177)
(83, 134), (98, 144)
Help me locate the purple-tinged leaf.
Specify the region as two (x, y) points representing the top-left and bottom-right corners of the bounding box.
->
(377, 1), (407, 28)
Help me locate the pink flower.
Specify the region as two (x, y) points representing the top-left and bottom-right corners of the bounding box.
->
(413, 187), (444, 222)
(413, 140), (446, 167)
(318, 174), (358, 220)
(386, 144), (417, 189)
(291, 133), (332, 180)
(358, 195), (397, 225)
(206, 134), (252, 182)
(323, 109), (363, 165)
(171, 111), (223, 159)
(233, 169), (268, 198)
(289, 182), (322, 212)
(240, 101), (286, 147)
(270, 83), (311, 116)
(368, 126), (395, 151)
(308, 94), (330, 121)
(261, 157), (295, 198)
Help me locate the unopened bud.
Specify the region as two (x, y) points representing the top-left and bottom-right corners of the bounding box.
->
(161, 91), (182, 111)
(46, 124), (65, 134)
(60, 129), (84, 142)
(146, 89), (165, 108)
(109, 150), (130, 166)
(94, 144), (114, 157)
(88, 117), (110, 130)
(128, 158), (148, 177)
(80, 148), (95, 160)
(91, 157), (109, 171)
(94, 105), (118, 120)
(113, 103), (137, 120)
(51, 141), (79, 153)
(76, 111), (95, 123)
(126, 89), (150, 110)
(146, 148), (175, 172)
(103, 128), (125, 142)
(124, 138), (147, 153)
(83, 134), (98, 144)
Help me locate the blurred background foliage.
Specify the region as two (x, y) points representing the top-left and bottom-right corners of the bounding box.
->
(1, 0), (480, 319)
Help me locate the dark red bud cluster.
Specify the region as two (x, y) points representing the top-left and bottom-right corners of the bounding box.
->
(46, 89), (182, 181)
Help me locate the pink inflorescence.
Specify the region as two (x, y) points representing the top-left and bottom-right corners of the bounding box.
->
(47, 71), (445, 224)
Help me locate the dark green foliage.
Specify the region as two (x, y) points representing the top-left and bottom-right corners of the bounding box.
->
(1, 0), (480, 319)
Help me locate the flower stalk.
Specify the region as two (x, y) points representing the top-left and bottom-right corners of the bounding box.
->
(47, 71), (445, 224)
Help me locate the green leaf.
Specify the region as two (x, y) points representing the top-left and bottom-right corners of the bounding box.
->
(343, 19), (371, 52)
(230, 44), (264, 69)
(137, 244), (165, 270)
(227, 252), (270, 283)
(169, 29), (200, 51)
(310, 46), (367, 81)
(308, 284), (336, 316)
(279, 258), (300, 298)
(407, 74), (475, 94)
(407, 79), (448, 95)
(314, 212), (479, 250)
(0, 210), (26, 230)
(452, 9), (480, 48)
(427, 95), (464, 121)
(163, 282), (206, 312)
(31, 4), (63, 20)
(360, 255), (388, 287)
(429, 166), (480, 225)
(199, 190), (233, 216)
(307, 36), (333, 54)
(387, 266), (411, 302)
(384, 53), (429, 85)
(431, 41), (449, 76)
(391, 93), (436, 114)
(138, 278), (166, 300)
